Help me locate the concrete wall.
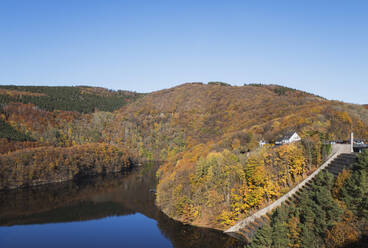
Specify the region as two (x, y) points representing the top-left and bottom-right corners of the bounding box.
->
(225, 144), (351, 233)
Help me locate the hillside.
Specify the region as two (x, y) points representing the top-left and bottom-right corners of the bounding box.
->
(2, 82), (368, 186)
(0, 85), (142, 149)
(106, 83), (368, 229)
(0, 85), (140, 188)
(0, 82), (368, 245)
(114, 83), (367, 145)
(104, 83), (368, 169)
(0, 85), (142, 113)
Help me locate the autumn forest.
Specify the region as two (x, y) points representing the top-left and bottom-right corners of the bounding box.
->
(0, 83), (367, 247)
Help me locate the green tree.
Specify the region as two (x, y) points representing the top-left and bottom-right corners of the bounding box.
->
(248, 222), (272, 248)
(271, 207), (290, 248)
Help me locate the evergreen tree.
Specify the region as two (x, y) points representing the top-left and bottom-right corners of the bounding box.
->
(300, 225), (316, 248)
(340, 166), (368, 217)
(271, 207), (290, 248)
(248, 222), (272, 248)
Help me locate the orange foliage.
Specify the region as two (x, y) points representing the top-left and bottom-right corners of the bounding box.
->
(0, 89), (46, 97)
(0, 143), (132, 190)
(325, 221), (359, 247)
(0, 138), (45, 154)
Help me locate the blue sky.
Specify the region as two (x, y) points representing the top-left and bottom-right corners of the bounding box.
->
(0, 0), (367, 103)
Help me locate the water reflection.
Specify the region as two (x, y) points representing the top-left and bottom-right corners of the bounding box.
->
(0, 163), (243, 248)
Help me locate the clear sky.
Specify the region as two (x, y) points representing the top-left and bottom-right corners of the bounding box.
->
(0, 0), (367, 103)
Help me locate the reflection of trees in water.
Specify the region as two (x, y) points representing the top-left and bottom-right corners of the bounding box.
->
(0, 167), (140, 224)
(0, 163), (243, 248)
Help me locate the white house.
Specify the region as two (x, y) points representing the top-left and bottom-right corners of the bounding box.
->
(276, 132), (301, 145)
(259, 139), (266, 147)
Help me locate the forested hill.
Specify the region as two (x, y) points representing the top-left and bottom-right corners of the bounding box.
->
(1, 82), (368, 246)
(117, 83), (367, 146)
(0, 85), (142, 113)
(110, 82), (368, 232)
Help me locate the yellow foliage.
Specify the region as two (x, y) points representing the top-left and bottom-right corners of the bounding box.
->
(288, 216), (301, 248)
(217, 210), (238, 227)
(332, 169), (351, 198)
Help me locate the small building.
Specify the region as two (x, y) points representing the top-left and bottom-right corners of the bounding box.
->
(353, 144), (368, 153)
(354, 139), (365, 145)
(275, 132), (301, 145)
(259, 139), (266, 147)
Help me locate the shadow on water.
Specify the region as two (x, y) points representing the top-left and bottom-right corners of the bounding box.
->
(0, 163), (243, 248)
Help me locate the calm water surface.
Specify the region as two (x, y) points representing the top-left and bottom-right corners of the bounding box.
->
(0, 164), (242, 248)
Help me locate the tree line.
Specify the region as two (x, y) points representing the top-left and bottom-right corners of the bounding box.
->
(0, 85), (141, 113)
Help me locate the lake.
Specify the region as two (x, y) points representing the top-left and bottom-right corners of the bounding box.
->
(0, 164), (242, 248)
